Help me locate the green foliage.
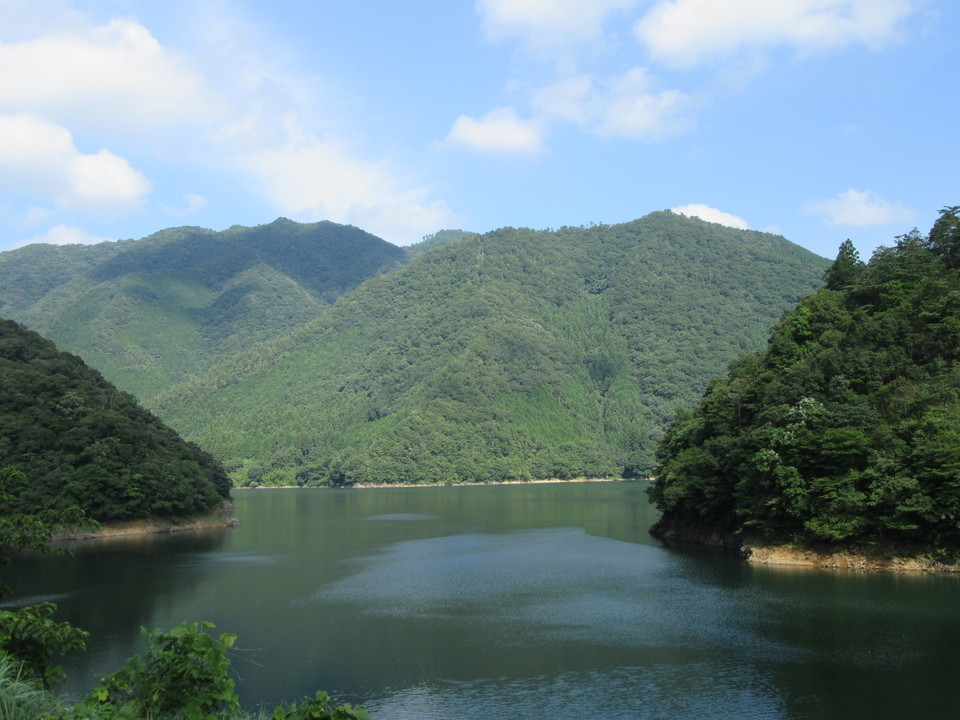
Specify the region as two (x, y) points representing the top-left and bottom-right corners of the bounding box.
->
(0, 211), (827, 487)
(269, 692), (370, 720)
(0, 322), (229, 523)
(0, 653), (63, 720)
(928, 205), (960, 268)
(155, 211), (827, 486)
(651, 207), (960, 552)
(404, 229), (478, 260)
(0, 604), (88, 689)
(0, 219), (405, 402)
(0, 468), (94, 567)
(65, 621), (239, 720)
(51, 622), (369, 720)
(822, 239), (864, 290)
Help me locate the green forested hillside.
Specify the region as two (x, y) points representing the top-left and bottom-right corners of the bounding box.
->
(405, 229), (479, 260)
(650, 207), (960, 553)
(0, 219), (406, 400)
(154, 211), (829, 486)
(0, 318), (230, 522)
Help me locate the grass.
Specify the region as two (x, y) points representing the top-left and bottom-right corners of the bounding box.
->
(0, 654), (62, 720)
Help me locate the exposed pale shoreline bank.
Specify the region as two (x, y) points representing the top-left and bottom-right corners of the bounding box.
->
(235, 477), (637, 490)
(742, 543), (960, 573)
(51, 503), (240, 542)
(650, 518), (960, 574)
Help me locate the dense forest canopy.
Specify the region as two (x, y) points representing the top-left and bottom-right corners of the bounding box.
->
(650, 207), (960, 553)
(0, 219), (407, 400)
(0, 318), (229, 522)
(154, 211), (828, 486)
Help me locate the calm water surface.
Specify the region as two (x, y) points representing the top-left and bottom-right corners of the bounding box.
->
(6, 483), (960, 719)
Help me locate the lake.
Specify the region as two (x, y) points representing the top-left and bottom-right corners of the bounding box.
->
(5, 482), (960, 719)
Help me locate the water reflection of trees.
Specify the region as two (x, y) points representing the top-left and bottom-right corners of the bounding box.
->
(0, 529), (231, 694)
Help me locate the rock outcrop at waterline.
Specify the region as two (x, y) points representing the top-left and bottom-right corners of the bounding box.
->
(650, 519), (960, 574)
(648, 517), (747, 554)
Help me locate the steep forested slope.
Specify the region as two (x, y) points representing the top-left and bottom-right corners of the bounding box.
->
(0, 219), (406, 399)
(155, 211), (829, 486)
(0, 318), (230, 522)
(650, 207), (960, 553)
(405, 229), (479, 260)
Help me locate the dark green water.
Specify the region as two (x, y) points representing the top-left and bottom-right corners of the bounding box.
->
(5, 483), (960, 719)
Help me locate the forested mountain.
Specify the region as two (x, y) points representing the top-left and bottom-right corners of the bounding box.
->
(154, 211), (829, 486)
(650, 207), (960, 553)
(0, 318), (230, 522)
(0, 219), (406, 400)
(405, 229), (479, 260)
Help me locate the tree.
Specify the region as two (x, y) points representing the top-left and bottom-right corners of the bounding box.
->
(928, 205), (960, 268)
(650, 206), (960, 553)
(823, 239), (864, 290)
(59, 622), (371, 720)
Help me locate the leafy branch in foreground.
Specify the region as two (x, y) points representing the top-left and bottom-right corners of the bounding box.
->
(0, 603), (88, 690)
(57, 621), (370, 720)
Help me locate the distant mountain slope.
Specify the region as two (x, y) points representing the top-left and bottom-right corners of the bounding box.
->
(0, 219), (406, 399)
(405, 229), (479, 260)
(154, 211), (830, 485)
(0, 318), (229, 522)
(650, 207), (960, 552)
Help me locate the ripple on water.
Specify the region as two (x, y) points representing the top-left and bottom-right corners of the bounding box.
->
(364, 664), (790, 720)
(308, 527), (798, 663)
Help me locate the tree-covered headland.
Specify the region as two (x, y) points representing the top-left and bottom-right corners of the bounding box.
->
(0, 318), (229, 523)
(0, 320), (365, 717)
(650, 207), (960, 556)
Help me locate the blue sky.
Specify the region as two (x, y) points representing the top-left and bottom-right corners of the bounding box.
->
(0, 0), (956, 259)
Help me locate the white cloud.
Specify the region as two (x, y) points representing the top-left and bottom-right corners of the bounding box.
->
(0, 113), (74, 191)
(162, 193), (209, 218)
(242, 136), (460, 245)
(0, 19), (223, 132)
(595, 67), (696, 139)
(0, 115), (150, 214)
(672, 204), (749, 229)
(532, 76), (594, 124)
(347, 199), (463, 247)
(446, 107), (544, 154)
(12, 224), (111, 249)
(0, 9), (456, 247)
(803, 189), (914, 227)
(477, 0), (637, 52)
(635, 0), (916, 68)
(63, 150), (152, 213)
(528, 69), (698, 142)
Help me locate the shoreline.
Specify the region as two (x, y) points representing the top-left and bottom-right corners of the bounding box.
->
(650, 518), (960, 574)
(234, 477), (641, 490)
(51, 503), (240, 542)
(742, 543), (960, 574)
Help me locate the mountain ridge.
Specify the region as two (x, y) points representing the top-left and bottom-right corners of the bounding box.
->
(0, 218), (407, 399)
(152, 211), (830, 485)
